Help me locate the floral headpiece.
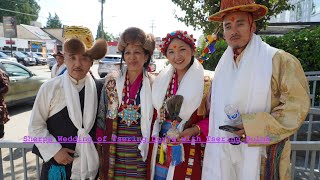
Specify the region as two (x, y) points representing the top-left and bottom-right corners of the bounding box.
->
(160, 30), (196, 55)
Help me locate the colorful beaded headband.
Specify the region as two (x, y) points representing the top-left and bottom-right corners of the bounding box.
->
(160, 30), (196, 55)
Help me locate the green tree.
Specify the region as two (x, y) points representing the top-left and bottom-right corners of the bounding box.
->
(96, 21), (115, 41)
(96, 21), (106, 40)
(105, 32), (115, 41)
(171, 0), (293, 35)
(0, 0), (40, 24)
(180, 0), (294, 70)
(46, 13), (62, 28)
(263, 26), (320, 72)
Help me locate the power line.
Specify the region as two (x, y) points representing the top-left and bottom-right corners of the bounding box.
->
(2, 0), (32, 6)
(150, 20), (156, 34)
(0, 7), (37, 17)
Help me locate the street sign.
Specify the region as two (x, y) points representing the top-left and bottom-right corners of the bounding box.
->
(5, 40), (15, 45)
(3, 16), (17, 38)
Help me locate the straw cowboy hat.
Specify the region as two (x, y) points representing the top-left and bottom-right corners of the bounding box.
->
(63, 26), (107, 60)
(209, 0), (268, 22)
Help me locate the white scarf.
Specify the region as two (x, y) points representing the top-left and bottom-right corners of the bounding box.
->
(114, 68), (154, 161)
(151, 60), (204, 180)
(202, 34), (278, 180)
(51, 64), (66, 78)
(62, 72), (99, 180)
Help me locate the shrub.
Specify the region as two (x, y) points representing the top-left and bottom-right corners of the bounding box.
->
(263, 26), (320, 72)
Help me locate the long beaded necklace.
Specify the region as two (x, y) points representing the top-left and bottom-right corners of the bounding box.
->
(117, 72), (142, 127)
(159, 70), (178, 125)
(158, 70), (185, 167)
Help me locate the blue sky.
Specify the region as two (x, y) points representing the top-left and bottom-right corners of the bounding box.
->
(37, 0), (203, 40)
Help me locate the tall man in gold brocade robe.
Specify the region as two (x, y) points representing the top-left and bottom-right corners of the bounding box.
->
(202, 0), (310, 180)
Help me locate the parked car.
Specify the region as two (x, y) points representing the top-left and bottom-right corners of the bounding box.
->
(2, 51), (36, 66)
(98, 54), (156, 78)
(98, 54), (122, 78)
(16, 51), (37, 66)
(35, 52), (47, 58)
(34, 52), (48, 65)
(0, 60), (48, 107)
(0, 51), (17, 62)
(22, 52), (47, 65)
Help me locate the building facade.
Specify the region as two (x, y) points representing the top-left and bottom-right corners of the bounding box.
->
(0, 23), (57, 54)
(270, 0), (320, 22)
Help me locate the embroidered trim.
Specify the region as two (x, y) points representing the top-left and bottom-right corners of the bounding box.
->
(185, 142), (196, 179)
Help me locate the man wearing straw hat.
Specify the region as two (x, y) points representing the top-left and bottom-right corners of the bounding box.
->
(203, 0), (310, 179)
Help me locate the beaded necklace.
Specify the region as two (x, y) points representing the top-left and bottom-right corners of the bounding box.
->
(159, 70), (178, 125)
(118, 72), (143, 127)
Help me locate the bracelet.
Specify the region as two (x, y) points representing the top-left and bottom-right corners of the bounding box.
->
(192, 124), (201, 136)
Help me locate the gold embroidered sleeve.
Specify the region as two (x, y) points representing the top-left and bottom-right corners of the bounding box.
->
(197, 75), (213, 117)
(242, 50), (310, 145)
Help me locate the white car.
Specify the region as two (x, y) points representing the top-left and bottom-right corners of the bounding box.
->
(0, 52), (17, 62)
(98, 54), (122, 78)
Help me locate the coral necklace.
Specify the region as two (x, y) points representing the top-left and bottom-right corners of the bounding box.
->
(159, 70), (178, 124)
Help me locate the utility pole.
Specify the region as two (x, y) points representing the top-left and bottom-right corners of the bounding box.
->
(150, 20), (156, 34)
(99, 0), (105, 38)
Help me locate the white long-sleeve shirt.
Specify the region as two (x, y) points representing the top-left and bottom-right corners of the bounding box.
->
(28, 75), (85, 161)
(51, 63), (66, 78)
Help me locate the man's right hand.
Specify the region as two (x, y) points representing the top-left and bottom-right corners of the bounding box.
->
(53, 148), (75, 165)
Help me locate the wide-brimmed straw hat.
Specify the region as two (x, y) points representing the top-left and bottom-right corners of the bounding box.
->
(209, 0), (268, 22)
(63, 26), (107, 60)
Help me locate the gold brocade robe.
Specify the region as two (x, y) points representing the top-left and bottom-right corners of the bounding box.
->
(235, 50), (310, 179)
